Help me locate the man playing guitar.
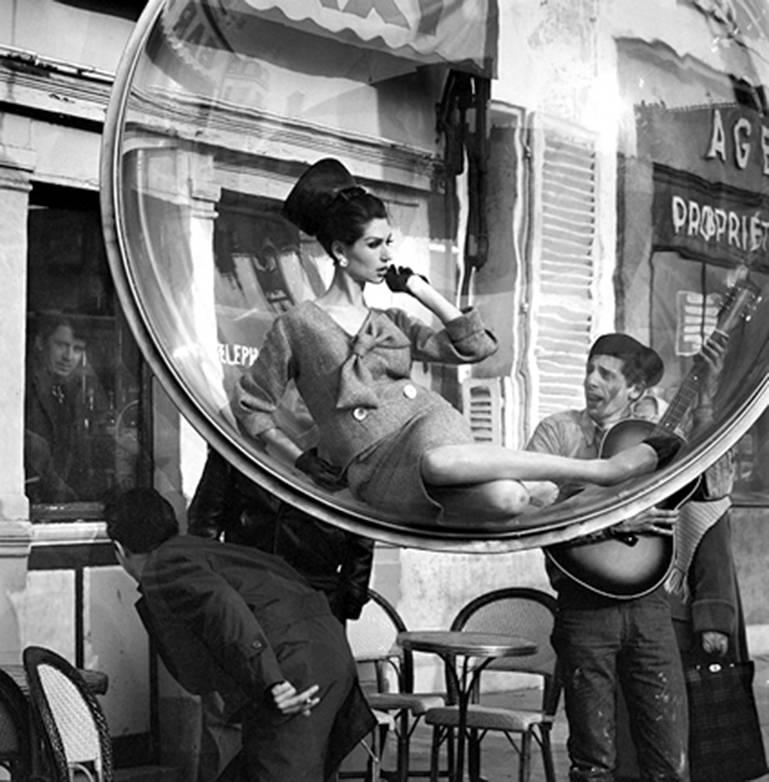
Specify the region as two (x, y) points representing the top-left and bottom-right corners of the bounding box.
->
(526, 332), (724, 782)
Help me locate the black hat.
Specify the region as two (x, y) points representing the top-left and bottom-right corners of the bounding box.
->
(282, 158), (359, 237)
(588, 333), (664, 387)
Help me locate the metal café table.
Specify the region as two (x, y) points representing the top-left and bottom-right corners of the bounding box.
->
(397, 630), (538, 782)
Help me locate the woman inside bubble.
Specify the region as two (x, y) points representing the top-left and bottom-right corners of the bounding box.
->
(233, 159), (674, 527)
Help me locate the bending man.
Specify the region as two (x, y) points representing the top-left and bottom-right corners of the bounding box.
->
(106, 487), (375, 782)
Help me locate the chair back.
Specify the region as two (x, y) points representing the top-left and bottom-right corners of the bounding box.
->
(0, 667), (32, 780)
(449, 587), (560, 712)
(346, 588), (414, 694)
(23, 646), (113, 782)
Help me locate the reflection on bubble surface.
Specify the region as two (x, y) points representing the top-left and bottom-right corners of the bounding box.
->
(101, 0), (769, 551)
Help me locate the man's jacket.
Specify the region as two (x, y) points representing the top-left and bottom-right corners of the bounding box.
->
(135, 535), (374, 773)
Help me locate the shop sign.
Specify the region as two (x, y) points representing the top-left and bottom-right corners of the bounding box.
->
(217, 342), (259, 367)
(704, 107), (769, 178)
(652, 165), (769, 269)
(638, 104), (769, 192)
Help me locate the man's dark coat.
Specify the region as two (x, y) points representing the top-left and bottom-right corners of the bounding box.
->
(135, 535), (375, 780)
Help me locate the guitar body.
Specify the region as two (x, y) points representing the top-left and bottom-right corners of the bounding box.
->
(545, 529), (674, 599)
(545, 419), (699, 600)
(600, 420), (700, 510)
(544, 273), (757, 600)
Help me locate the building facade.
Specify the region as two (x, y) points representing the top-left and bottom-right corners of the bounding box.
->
(2, 0), (769, 775)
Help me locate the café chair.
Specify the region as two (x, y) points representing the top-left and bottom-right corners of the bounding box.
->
(0, 667), (32, 780)
(23, 646), (113, 782)
(345, 589), (446, 781)
(352, 708), (396, 782)
(424, 587), (561, 782)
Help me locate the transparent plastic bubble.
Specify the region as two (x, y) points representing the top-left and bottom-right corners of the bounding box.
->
(101, 0), (769, 553)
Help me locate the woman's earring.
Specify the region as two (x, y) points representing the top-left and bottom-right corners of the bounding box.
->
(338, 258), (349, 268)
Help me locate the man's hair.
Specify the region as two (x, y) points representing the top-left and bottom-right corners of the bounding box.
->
(35, 312), (88, 344)
(104, 488), (178, 553)
(588, 333), (663, 389)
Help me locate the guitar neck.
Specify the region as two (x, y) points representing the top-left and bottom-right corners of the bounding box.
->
(653, 327), (726, 436)
(653, 368), (701, 436)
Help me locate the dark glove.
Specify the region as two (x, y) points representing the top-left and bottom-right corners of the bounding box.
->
(643, 434), (682, 469)
(385, 265), (429, 295)
(295, 448), (348, 492)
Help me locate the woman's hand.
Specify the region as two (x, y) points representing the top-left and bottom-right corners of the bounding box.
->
(295, 448), (348, 491)
(384, 265), (428, 295)
(271, 681), (321, 716)
(385, 265), (465, 324)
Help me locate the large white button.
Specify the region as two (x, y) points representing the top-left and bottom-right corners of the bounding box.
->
(403, 383), (417, 399)
(353, 407), (368, 421)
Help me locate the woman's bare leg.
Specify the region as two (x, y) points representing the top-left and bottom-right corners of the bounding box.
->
(429, 479), (560, 526)
(598, 442), (660, 482)
(421, 443), (660, 487)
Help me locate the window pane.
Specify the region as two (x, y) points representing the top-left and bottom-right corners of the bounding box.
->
(25, 187), (146, 517)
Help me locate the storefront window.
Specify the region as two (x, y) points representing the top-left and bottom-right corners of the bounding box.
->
(25, 185), (148, 520)
(646, 250), (769, 504)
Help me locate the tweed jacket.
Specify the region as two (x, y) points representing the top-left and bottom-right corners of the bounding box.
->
(234, 301), (497, 469)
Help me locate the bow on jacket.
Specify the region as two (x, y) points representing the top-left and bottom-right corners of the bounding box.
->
(335, 317), (410, 411)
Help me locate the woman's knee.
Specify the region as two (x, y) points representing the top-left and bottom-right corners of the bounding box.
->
(479, 481), (530, 517)
(420, 446), (458, 484)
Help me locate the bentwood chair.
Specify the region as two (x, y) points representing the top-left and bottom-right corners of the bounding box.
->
(0, 667), (32, 780)
(345, 589), (446, 781)
(424, 588), (561, 782)
(23, 646), (113, 782)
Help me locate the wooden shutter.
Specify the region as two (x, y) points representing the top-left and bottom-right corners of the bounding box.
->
(528, 117), (599, 422)
(461, 377), (503, 445)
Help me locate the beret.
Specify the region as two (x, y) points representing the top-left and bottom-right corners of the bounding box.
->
(589, 333), (664, 387)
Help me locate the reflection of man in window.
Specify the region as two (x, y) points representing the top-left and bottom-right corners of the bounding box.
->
(24, 314), (90, 503)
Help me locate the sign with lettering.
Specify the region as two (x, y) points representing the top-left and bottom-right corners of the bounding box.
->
(638, 104), (769, 192)
(217, 342), (259, 367)
(652, 165), (769, 270)
(215, 309), (271, 396)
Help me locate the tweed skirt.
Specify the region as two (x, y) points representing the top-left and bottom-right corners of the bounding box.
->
(345, 397), (474, 525)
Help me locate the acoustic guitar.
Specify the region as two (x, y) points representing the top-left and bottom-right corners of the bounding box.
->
(544, 273), (760, 599)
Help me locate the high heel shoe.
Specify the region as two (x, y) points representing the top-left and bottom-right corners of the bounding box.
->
(642, 434), (683, 469)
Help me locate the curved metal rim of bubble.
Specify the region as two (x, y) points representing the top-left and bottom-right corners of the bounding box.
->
(99, 0), (769, 554)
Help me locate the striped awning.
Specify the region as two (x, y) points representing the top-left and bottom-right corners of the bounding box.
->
(243, 0), (498, 76)
(161, 0), (498, 79)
